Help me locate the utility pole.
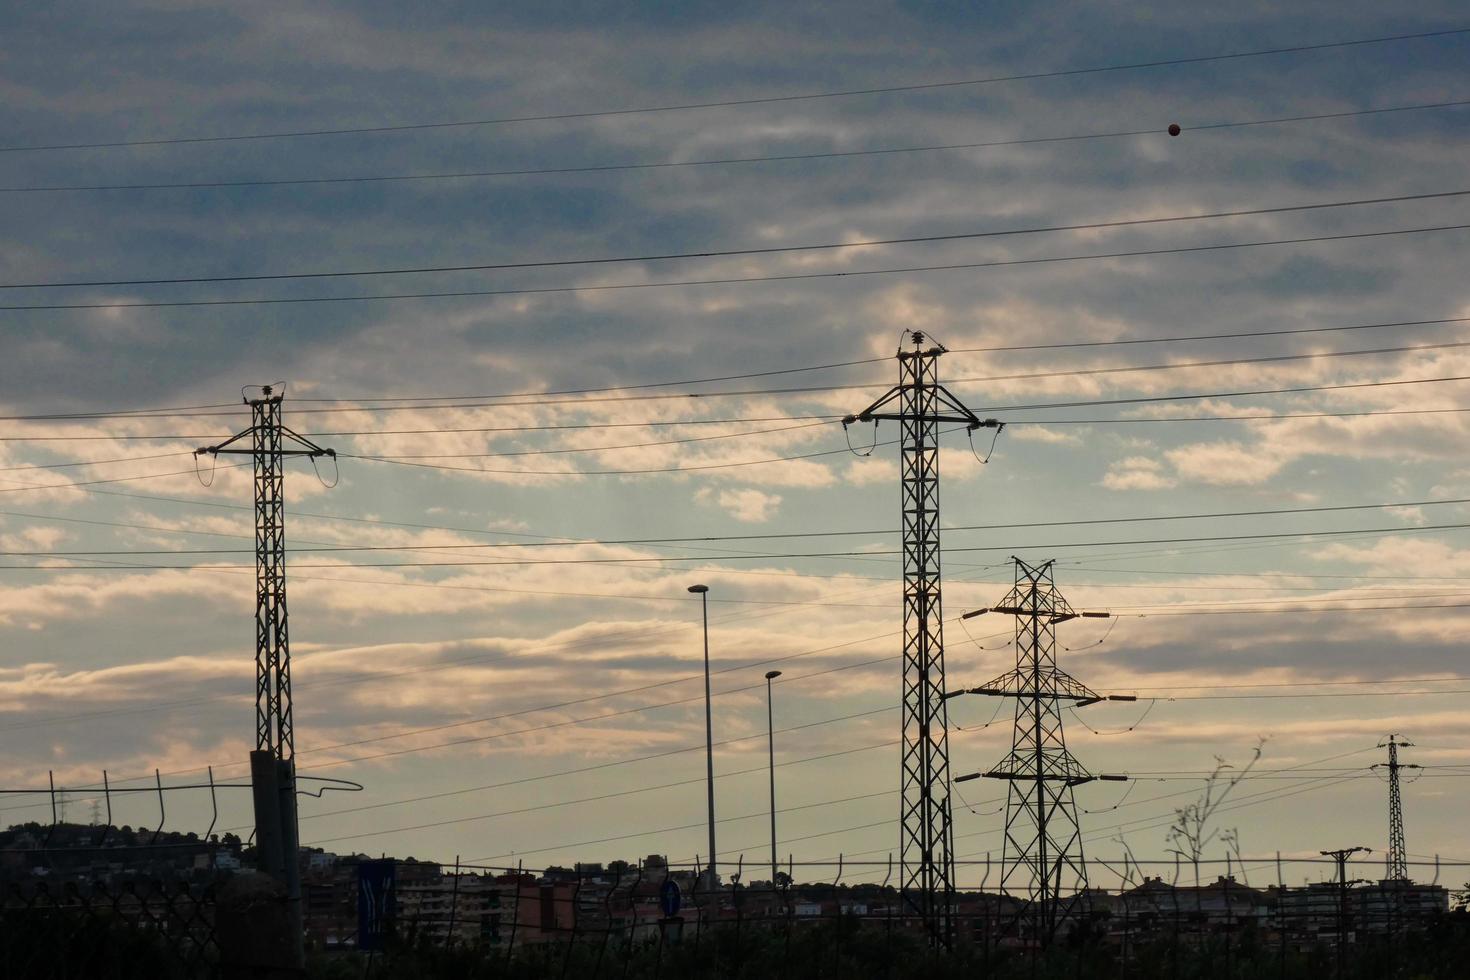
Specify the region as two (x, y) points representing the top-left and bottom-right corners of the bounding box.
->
(198, 384), (334, 965)
(765, 669), (783, 890)
(687, 584), (718, 893)
(1321, 846), (1371, 980)
(844, 330), (1001, 947)
(1373, 735), (1417, 881)
(953, 558), (1132, 947)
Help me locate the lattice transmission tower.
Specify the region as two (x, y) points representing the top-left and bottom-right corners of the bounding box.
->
(1374, 734), (1417, 881)
(844, 331), (1001, 946)
(197, 384), (334, 963)
(955, 558), (1132, 944)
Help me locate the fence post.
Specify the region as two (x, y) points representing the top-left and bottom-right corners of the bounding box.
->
(1276, 852), (1286, 980)
(731, 855), (746, 975)
(445, 856), (461, 950)
(883, 854), (896, 980)
(559, 865), (585, 980)
(1170, 853), (1182, 980)
(830, 854), (845, 976)
(622, 861), (644, 980)
(690, 857), (707, 972)
(653, 864), (671, 980)
(781, 853), (794, 975)
(594, 866), (622, 978)
(1119, 853), (1132, 980)
(1224, 852), (1233, 980)
(505, 860), (523, 968)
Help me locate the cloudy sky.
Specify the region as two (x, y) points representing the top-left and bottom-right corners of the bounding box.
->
(2, 1), (1469, 889)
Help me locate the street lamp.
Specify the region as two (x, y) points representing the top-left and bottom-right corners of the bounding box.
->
(688, 584), (716, 892)
(765, 670), (782, 888)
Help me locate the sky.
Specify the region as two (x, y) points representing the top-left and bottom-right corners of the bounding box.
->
(1, 1), (1469, 891)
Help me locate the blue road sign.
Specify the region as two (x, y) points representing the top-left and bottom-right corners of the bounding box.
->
(659, 877), (682, 918)
(357, 859), (397, 951)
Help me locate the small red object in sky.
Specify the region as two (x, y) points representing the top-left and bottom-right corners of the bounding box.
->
(1167, 123), (1182, 136)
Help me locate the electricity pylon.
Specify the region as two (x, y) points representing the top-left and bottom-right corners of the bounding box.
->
(1373, 735), (1418, 881)
(843, 330), (1000, 947)
(954, 558), (1131, 945)
(197, 384), (333, 964)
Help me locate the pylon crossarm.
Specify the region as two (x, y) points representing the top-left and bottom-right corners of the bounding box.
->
(929, 386), (987, 426)
(848, 387), (992, 428)
(960, 667), (1104, 704)
(844, 385), (905, 424)
(983, 771), (1099, 787)
(203, 430), (331, 458)
(277, 424), (335, 457)
(195, 425), (255, 456)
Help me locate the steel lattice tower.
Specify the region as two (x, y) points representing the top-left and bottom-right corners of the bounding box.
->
(958, 558), (1129, 944)
(1375, 735), (1417, 881)
(198, 385), (334, 761)
(197, 385), (333, 966)
(844, 331), (999, 945)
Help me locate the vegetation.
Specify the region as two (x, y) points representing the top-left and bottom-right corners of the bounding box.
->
(302, 909), (1470, 979)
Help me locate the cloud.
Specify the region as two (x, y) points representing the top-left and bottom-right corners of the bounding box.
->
(695, 486), (783, 522)
(1101, 456), (1176, 491)
(1009, 425), (1083, 445)
(1163, 440), (1290, 486)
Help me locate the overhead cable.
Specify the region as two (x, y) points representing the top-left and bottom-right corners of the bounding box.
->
(8, 188), (1467, 290)
(4, 26), (1463, 152)
(3, 223), (1466, 312)
(2, 98), (1466, 194)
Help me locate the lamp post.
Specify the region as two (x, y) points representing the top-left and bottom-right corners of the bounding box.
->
(689, 584), (716, 892)
(765, 669), (782, 888)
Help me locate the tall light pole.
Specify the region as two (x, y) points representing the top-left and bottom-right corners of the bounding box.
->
(765, 670), (783, 888)
(689, 584), (716, 892)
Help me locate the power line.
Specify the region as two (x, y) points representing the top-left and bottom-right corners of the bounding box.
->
(294, 707), (897, 825)
(2, 313), (1465, 435)
(293, 742), (898, 846)
(1065, 562), (1470, 585)
(441, 746), (1388, 864)
(336, 432), (905, 476)
(0, 414), (845, 439)
(5, 403), (1467, 443)
(229, 337), (1470, 418)
(0, 451), (194, 472)
(9, 353), (1470, 425)
(977, 372), (1470, 414)
(5, 26), (1464, 152)
(17, 455), (1470, 555)
(13, 517), (1470, 566)
(0, 461), (251, 495)
(12, 493), (1470, 554)
(1033, 406), (1470, 425)
(303, 757), (1415, 851)
(4, 223), (1466, 312)
(333, 419), (835, 459)
(952, 315), (1470, 355)
(2, 99), (1466, 196)
(11, 189), (1468, 290)
(263, 335), (1470, 423)
(0, 610), (918, 756)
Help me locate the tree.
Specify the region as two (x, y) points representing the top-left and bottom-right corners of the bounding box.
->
(1166, 738), (1265, 887)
